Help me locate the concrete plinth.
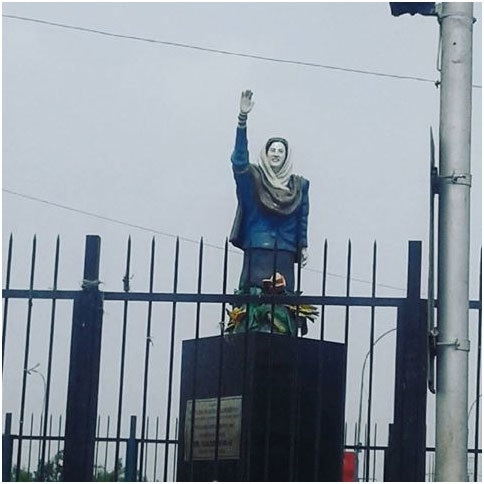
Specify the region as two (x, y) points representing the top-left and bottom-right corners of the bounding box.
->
(177, 333), (346, 482)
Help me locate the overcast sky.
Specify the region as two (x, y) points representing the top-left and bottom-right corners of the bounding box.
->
(2, 1), (482, 479)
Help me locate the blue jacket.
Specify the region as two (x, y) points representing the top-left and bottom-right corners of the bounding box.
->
(230, 126), (309, 253)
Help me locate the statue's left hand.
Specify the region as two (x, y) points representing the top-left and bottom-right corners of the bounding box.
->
(300, 248), (308, 268)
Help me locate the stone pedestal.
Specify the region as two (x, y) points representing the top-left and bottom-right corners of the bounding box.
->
(177, 333), (346, 482)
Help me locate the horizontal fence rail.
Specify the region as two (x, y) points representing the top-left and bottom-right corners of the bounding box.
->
(2, 234), (482, 481)
(4, 289), (481, 312)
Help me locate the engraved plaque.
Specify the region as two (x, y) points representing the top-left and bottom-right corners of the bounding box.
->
(184, 396), (242, 460)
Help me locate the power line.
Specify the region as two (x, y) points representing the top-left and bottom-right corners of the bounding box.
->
(3, 187), (200, 245)
(4, 13), (481, 89)
(3, 188), (406, 292)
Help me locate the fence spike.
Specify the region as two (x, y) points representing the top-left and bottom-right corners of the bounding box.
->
(372, 242), (378, 296)
(197, 237), (204, 285)
(123, 237), (132, 292)
(149, 237), (156, 291)
(174, 238), (180, 290)
(2, 232), (14, 369)
(30, 235), (37, 287)
(53, 236), (61, 288)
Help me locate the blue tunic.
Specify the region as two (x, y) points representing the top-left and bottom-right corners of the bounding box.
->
(230, 126), (309, 254)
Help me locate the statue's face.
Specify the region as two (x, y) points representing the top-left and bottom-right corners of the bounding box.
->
(267, 141), (287, 173)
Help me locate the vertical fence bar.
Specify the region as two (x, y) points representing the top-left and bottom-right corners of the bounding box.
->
(239, 247), (253, 481)
(2, 234), (13, 371)
(94, 415), (100, 479)
(313, 239), (328, 479)
(289, 250), (302, 480)
(262, 243), (278, 480)
(473, 250), (482, 482)
(173, 418), (179, 482)
(364, 242), (377, 481)
(163, 238), (180, 482)
(15, 235), (37, 481)
(139, 238), (156, 481)
(188, 238), (204, 480)
(372, 423), (377, 482)
(296, 240), (303, 335)
(312, 342), (325, 480)
(125, 416), (138, 482)
(343, 240), (352, 480)
(39, 236), (60, 480)
(3, 413), (13, 482)
(344, 240), (352, 345)
(353, 422), (358, 475)
(362, 423), (368, 480)
(195, 237), (204, 340)
(354, 422), (358, 449)
(114, 236), (132, 482)
(143, 417), (149, 480)
(63, 235), (103, 481)
(57, 415), (62, 458)
(269, 241), (278, 336)
(27, 413), (34, 476)
(221, 240), (229, 329)
(37, 415), (43, 467)
(320, 239), (328, 340)
(213, 239), (229, 481)
(103, 416), (110, 476)
(56, 415), (62, 478)
(153, 416), (159, 481)
(47, 414), (53, 465)
(263, 315), (277, 480)
(384, 241), (426, 481)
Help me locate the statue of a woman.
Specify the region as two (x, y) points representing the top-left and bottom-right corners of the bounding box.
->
(229, 90), (309, 295)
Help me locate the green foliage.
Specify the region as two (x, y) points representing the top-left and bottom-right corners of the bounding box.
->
(11, 466), (34, 482)
(33, 450), (63, 481)
(94, 459), (124, 481)
(11, 452), (124, 482)
(226, 286), (298, 335)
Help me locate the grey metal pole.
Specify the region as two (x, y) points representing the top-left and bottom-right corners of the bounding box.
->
(436, 3), (474, 481)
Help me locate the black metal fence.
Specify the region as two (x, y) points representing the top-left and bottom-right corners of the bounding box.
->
(2, 234), (481, 481)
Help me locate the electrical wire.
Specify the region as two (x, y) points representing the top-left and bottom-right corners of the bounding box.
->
(3, 188), (406, 292)
(4, 13), (481, 89)
(3, 188), (197, 245)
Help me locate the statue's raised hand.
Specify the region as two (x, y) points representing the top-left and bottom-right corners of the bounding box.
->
(240, 90), (254, 115)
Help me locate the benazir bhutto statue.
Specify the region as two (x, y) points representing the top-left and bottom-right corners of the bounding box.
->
(229, 90), (309, 294)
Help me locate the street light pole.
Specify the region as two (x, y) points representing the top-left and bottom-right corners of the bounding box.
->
(356, 327), (396, 481)
(435, 3), (474, 481)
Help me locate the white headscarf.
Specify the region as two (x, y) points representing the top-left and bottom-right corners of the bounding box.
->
(258, 140), (293, 192)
